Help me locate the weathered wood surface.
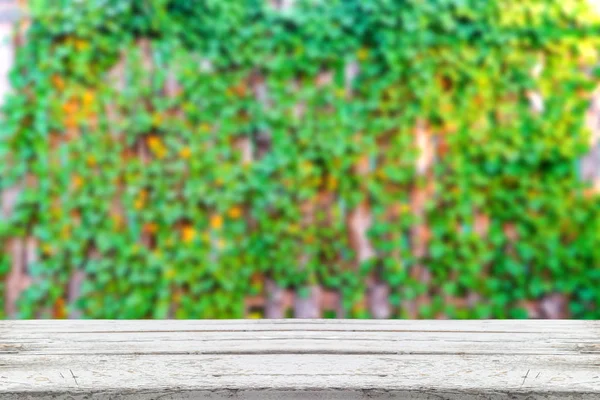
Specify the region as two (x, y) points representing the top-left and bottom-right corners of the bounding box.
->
(0, 320), (599, 399)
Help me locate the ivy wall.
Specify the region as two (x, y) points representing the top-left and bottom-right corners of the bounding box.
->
(1, 0), (600, 319)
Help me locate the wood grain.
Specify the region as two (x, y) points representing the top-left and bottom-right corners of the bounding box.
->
(0, 320), (599, 399)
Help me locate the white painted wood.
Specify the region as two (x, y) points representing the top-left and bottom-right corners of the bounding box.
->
(0, 320), (599, 399)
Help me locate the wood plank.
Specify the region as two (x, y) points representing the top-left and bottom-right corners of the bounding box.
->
(1, 318), (599, 332)
(0, 320), (599, 398)
(0, 331), (598, 356)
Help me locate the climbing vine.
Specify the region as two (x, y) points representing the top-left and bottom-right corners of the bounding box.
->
(2, 0), (600, 318)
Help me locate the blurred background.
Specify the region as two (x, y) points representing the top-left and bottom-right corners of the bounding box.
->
(1, 0), (600, 319)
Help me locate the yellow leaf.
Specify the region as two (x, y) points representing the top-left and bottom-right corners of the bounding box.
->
(52, 75), (65, 90)
(147, 136), (161, 149)
(134, 199), (144, 210)
(86, 155), (97, 167)
(200, 123), (212, 133)
(182, 226), (196, 243)
(164, 268), (176, 279)
(211, 215), (223, 230)
(179, 146), (192, 159)
(42, 244), (54, 255)
(356, 47), (369, 61)
(227, 206), (242, 219)
(327, 175), (338, 190)
(72, 174), (84, 189)
(74, 39), (89, 51)
(82, 90), (94, 107)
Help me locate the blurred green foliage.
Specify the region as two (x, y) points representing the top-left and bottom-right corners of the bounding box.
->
(1, 0), (600, 319)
